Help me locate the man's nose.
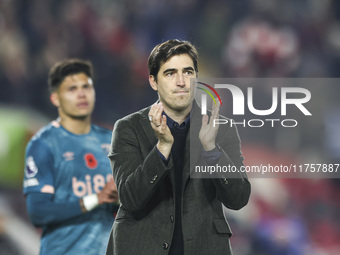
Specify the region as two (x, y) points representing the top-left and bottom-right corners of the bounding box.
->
(176, 73), (185, 87)
(78, 89), (86, 97)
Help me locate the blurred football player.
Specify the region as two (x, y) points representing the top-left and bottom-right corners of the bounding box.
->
(23, 59), (119, 255)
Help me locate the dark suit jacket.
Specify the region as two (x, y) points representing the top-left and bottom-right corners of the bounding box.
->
(106, 101), (251, 255)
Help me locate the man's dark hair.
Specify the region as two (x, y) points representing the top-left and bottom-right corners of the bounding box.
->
(148, 39), (198, 82)
(48, 58), (93, 92)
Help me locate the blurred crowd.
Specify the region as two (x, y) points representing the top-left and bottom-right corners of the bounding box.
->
(1, 0), (340, 254)
(1, 0), (340, 124)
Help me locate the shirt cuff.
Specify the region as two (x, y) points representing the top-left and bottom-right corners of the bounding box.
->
(202, 145), (222, 165)
(157, 147), (170, 166)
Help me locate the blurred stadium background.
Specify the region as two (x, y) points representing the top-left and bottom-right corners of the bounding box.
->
(1, 0), (340, 254)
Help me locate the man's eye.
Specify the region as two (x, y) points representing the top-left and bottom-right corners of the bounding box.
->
(166, 72), (173, 76)
(185, 71), (193, 75)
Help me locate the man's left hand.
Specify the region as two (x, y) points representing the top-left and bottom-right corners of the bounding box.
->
(199, 100), (220, 151)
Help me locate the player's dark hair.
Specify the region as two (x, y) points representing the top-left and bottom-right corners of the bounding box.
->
(148, 39), (198, 82)
(48, 59), (93, 92)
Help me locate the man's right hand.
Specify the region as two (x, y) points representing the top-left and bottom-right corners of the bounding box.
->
(97, 178), (119, 205)
(148, 102), (174, 160)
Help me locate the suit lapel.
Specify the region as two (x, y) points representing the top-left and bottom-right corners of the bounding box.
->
(182, 101), (202, 190)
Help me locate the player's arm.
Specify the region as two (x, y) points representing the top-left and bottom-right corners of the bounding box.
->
(24, 140), (82, 227)
(26, 181), (119, 227)
(24, 140), (118, 227)
(26, 192), (82, 227)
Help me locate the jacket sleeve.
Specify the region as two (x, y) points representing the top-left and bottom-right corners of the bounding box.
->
(108, 118), (173, 212)
(211, 123), (251, 210)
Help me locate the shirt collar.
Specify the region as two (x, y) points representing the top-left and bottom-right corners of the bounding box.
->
(163, 112), (191, 129)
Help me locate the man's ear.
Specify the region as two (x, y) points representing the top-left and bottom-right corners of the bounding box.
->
(50, 92), (60, 107)
(149, 75), (158, 91)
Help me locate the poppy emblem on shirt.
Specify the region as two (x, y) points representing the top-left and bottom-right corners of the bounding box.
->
(84, 153), (98, 169)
